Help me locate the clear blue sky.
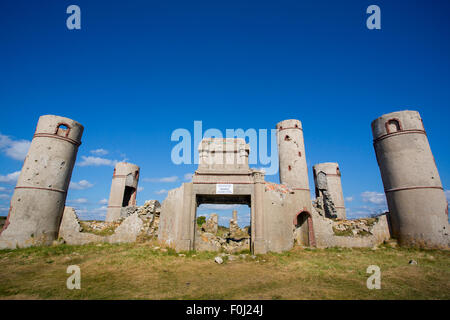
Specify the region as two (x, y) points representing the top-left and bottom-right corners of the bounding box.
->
(1, 0), (449, 225)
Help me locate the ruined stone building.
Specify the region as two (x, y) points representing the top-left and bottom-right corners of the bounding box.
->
(313, 163), (346, 220)
(372, 110), (448, 248)
(0, 112), (448, 251)
(0, 115), (84, 249)
(158, 119), (396, 254)
(105, 162), (140, 222)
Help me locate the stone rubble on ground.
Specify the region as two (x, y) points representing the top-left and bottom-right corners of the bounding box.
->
(201, 214), (218, 234)
(331, 218), (378, 237)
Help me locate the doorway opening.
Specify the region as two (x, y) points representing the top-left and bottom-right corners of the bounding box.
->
(194, 194), (251, 253)
(122, 186), (136, 207)
(294, 211), (316, 247)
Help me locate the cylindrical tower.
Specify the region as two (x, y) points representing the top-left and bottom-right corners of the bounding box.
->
(0, 115), (83, 249)
(276, 119), (309, 191)
(372, 110), (448, 248)
(105, 162), (140, 222)
(313, 162), (346, 219)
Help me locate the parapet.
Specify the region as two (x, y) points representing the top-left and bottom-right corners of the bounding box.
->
(276, 119), (302, 131)
(313, 162), (341, 176)
(34, 115), (84, 145)
(371, 110), (425, 141)
(197, 138), (250, 173)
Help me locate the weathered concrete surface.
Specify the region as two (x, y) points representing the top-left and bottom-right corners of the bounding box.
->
(158, 184), (190, 250)
(198, 138), (250, 172)
(0, 115), (83, 249)
(275, 119), (315, 250)
(58, 207), (103, 245)
(276, 119), (309, 191)
(311, 208), (391, 248)
(201, 213), (218, 234)
(106, 213), (143, 243)
(372, 110), (449, 248)
(313, 162), (346, 219)
(58, 206), (156, 245)
(159, 136), (316, 254)
(106, 162), (140, 222)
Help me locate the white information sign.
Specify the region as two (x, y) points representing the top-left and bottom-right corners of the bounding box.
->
(216, 184), (233, 194)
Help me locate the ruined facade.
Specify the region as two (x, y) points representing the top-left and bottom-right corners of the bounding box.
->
(313, 162), (346, 220)
(0, 112), (446, 251)
(0, 115), (83, 249)
(158, 121), (390, 254)
(276, 120), (309, 192)
(158, 138), (277, 254)
(372, 110), (449, 248)
(106, 162), (140, 222)
(275, 119), (315, 248)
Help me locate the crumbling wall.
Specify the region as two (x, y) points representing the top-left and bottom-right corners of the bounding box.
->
(262, 182), (311, 252)
(58, 201), (161, 245)
(58, 207), (104, 245)
(311, 208), (391, 248)
(105, 162), (140, 222)
(158, 183), (193, 250)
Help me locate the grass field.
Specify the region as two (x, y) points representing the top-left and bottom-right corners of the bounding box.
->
(0, 241), (449, 300)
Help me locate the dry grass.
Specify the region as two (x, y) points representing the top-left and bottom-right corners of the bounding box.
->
(0, 242), (449, 300)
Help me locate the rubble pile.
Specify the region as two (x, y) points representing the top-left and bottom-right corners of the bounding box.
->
(201, 213), (218, 234)
(121, 200), (161, 239)
(120, 200), (161, 219)
(196, 215), (250, 253)
(197, 230), (250, 253)
(332, 218), (378, 237)
(60, 200), (162, 245)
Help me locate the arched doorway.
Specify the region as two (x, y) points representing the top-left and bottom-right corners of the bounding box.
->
(293, 211), (316, 247)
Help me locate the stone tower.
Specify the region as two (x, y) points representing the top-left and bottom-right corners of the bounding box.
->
(313, 162), (346, 219)
(372, 110), (448, 248)
(276, 119), (309, 191)
(105, 162), (140, 222)
(232, 209), (238, 221)
(0, 115), (83, 249)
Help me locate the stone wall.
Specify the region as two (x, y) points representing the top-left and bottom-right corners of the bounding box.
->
(311, 208), (391, 248)
(59, 201), (160, 245)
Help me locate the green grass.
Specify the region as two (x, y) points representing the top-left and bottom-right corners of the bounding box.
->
(332, 227), (354, 237)
(79, 221), (117, 236)
(0, 242), (449, 300)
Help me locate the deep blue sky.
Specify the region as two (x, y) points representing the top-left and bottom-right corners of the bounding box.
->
(0, 0), (449, 224)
